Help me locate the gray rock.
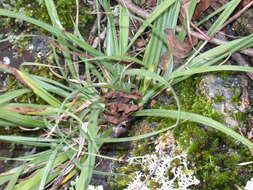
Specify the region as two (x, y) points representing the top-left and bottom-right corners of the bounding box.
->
(31, 35), (51, 57)
(199, 74), (245, 128)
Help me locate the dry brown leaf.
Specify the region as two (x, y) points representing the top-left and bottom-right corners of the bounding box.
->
(135, 38), (147, 48)
(193, 0), (212, 19)
(180, 0), (193, 21)
(102, 90), (142, 124)
(240, 0), (252, 7)
(164, 29), (198, 59)
(0, 61), (32, 89)
(103, 90), (141, 102)
(5, 106), (46, 114)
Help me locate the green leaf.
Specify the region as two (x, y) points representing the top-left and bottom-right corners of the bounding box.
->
(76, 110), (100, 190)
(127, 0), (177, 51)
(6, 165), (25, 190)
(135, 109), (253, 151)
(0, 89), (31, 105)
(18, 71), (61, 107)
(38, 147), (58, 190)
(0, 108), (45, 128)
(119, 6), (130, 55)
(44, 0), (64, 30)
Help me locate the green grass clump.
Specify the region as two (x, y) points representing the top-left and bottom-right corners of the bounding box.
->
(1, 0), (253, 189)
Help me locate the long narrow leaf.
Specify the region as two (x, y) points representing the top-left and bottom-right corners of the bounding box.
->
(0, 89), (31, 105)
(135, 109), (253, 151)
(0, 108), (45, 128)
(127, 0), (177, 51)
(119, 6), (129, 55)
(38, 147), (58, 190)
(6, 165), (25, 190)
(18, 71), (61, 107)
(44, 0), (64, 30)
(76, 110), (100, 190)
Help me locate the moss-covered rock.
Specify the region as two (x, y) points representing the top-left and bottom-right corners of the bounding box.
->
(150, 75), (253, 189)
(0, 0), (93, 33)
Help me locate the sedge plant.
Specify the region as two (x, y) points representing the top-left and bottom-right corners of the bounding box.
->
(0, 0), (253, 189)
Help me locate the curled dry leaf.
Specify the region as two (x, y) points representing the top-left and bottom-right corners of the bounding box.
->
(0, 61), (32, 89)
(180, 0), (194, 21)
(5, 106), (46, 114)
(240, 0), (253, 7)
(193, 0), (212, 19)
(103, 90), (142, 102)
(164, 29), (198, 59)
(102, 90), (142, 124)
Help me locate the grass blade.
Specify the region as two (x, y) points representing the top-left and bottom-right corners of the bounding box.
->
(44, 0), (64, 30)
(169, 65), (253, 80)
(38, 147), (58, 190)
(0, 89), (31, 105)
(76, 110), (100, 190)
(18, 71), (61, 107)
(119, 6), (130, 55)
(127, 0), (177, 51)
(6, 165), (25, 190)
(0, 108), (45, 128)
(135, 109), (253, 151)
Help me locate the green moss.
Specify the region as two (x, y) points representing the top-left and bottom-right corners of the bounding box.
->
(110, 121), (156, 189)
(130, 122), (155, 156)
(1, 0), (93, 33)
(212, 70), (236, 79)
(110, 165), (139, 190)
(148, 75), (252, 189)
(213, 95), (225, 103)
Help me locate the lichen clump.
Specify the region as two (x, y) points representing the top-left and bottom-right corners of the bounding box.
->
(125, 153), (199, 190)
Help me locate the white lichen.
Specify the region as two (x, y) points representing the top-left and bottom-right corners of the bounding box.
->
(3, 56), (10, 65)
(87, 185), (104, 190)
(245, 177), (253, 190)
(125, 153), (199, 190)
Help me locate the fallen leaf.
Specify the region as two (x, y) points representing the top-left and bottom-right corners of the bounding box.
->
(135, 38), (147, 48)
(5, 106), (46, 114)
(0, 61), (32, 89)
(240, 0), (252, 7)
(102, 90), (142, 124)
(164, 29), (198, 59)
(193, 0), (212, 19)
(103, 90), (141, 102)
(180, 0), (193, 21)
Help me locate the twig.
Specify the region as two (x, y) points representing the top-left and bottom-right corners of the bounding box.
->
(115, 0), (149, 19)
(190, 22), (211, 41)
(218, 0), (253, 31)
(232, 53), (253, 80)
(42, 35), (93, 59)
(176, 26), (253, 57)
